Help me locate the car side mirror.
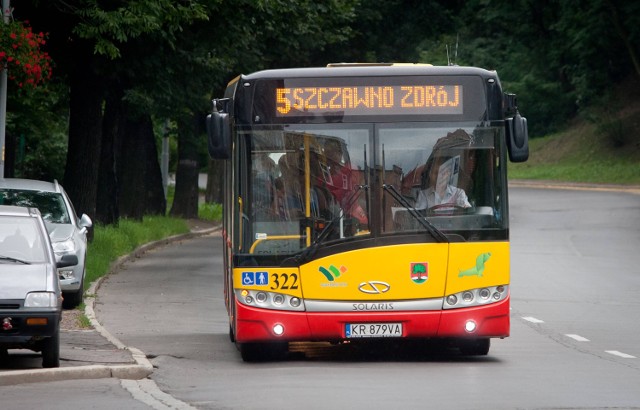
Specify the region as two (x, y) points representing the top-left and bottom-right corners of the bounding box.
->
(57, 254), (79, 268)
(78, 213), (92, 234)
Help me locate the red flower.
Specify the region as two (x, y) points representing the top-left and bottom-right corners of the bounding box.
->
(0, 20), (52, 89)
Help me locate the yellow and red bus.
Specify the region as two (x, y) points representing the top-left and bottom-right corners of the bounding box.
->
(207, 63), (529, 361)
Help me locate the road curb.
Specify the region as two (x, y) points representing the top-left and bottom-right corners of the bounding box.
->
(509, 179), (640, 194)
(0, 224), (219, 386)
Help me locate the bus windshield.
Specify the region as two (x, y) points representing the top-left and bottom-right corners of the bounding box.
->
(238, 122), (507, 258)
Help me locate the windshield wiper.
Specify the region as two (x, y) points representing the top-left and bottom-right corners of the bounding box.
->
(0, 255), (31, 264)
(283, 184), (368, 266)
(383, 184), (448, 243)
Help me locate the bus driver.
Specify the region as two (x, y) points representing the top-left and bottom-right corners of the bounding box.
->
(415, 154), (471, 210)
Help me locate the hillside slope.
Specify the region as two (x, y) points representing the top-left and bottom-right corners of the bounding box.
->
(509, 76), (640, 185)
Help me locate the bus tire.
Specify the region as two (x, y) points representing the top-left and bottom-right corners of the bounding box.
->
(229, 324), (236, 343)
(239, 342), (288, 362)
(458, 338), (490, 356)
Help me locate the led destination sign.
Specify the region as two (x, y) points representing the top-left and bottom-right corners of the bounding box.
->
(275, 85), (463, 117)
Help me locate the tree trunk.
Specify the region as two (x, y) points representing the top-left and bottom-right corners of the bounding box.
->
(205, 157), (223, 204)
(4, 131), (15, 178)
(170, 114), (202, 218)
(117, 113), (166, 220)
(96, 84), (123, 226)
(63, 52), (103, 227)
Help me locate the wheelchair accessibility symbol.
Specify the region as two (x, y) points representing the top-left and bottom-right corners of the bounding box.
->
(241, 271), (269, 286)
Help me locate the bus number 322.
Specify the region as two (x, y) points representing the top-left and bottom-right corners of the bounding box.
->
(271, 273), (299, 290)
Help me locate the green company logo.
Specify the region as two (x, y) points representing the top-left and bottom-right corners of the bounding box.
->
(458, 253), (492, 277)
(319, 265), (346, 281)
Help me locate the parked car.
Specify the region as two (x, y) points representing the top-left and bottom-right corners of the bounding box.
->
(0, 179), (92, 308)
(0, 205), (78, 368)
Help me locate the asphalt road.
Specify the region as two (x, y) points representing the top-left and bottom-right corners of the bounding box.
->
(1, 185), (639, 409)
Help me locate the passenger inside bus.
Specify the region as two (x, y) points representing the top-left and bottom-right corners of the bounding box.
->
(251, 152), (277, 219)
(275, 151), (304, 219)
(319, 139), (368, 226)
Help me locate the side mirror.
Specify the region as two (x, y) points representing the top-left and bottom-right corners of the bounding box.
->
(57, 254), (79, 269)
(506, 112), (529, 162)
(207, 111), (231, 159)
(78, 213), (92, 235)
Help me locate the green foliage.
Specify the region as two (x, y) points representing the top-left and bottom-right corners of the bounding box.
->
(6, 82), (69, 180)
(8, 0), (640, 182)
(199, 202), (222, 221)
(85, 216), (189, 287)
(73, 0), (209, 59)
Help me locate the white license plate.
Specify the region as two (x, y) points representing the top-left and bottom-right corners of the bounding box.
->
(345, 323), (402, 338)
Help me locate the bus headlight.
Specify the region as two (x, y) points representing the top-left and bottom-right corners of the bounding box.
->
(443, 285), (509, 309)
(479, 288), (491, 300)
(235, 290), (306, 311)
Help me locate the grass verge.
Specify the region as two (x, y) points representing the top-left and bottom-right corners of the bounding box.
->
(509, 81), (640, 185)
(85, 215), (190, 287)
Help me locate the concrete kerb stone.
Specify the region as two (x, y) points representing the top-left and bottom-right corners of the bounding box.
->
(509, 179), (640, 195)
(0, 223), (220, 386)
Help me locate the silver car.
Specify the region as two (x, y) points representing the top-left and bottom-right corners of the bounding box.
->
(0, 179), (92, 308)
(0, 205), (78, 368)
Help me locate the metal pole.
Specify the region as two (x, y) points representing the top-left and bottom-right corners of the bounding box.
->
(0, 0), (11, 179)
(161, 119), (170, 198)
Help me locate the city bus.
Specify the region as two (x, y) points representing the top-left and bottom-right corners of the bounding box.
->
(207, 63), (529, 361)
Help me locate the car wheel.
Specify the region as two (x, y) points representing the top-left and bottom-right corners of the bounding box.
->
(63, 276), (84, 309)
(42, 330), (60, 368)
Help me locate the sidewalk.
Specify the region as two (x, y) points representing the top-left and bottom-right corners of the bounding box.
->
(0, 220), (219, 386)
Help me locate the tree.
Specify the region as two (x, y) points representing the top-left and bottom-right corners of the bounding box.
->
(195, 0), (359, 210)
(15, 0), (207, 223)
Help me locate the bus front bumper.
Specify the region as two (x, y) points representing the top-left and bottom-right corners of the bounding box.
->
(234, 296), (510, 343)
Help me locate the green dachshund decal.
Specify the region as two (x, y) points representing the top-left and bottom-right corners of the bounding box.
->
(458, 252), (491, 277)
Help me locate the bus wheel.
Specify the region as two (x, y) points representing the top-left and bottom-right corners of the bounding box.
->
(229, 324), (236, 343)
(239, 342), (288, 362)
(458, 338), (490, 356)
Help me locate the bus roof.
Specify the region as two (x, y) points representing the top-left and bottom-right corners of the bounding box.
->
(241, 65), (498, 82)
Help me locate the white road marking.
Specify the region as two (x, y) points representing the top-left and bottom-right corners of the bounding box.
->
(122, 379), (197, 409)
(522, 316), (544, 323)
(565, 334), (590, 342)
(605, 350), (636, 359)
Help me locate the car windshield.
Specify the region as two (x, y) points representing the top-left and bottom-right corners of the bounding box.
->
(0, 216), (47, 263)
(0, 189), (70, 224)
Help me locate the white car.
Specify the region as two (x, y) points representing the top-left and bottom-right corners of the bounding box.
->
(0, 178), (92, 308)
(0, 205), (78, 367)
